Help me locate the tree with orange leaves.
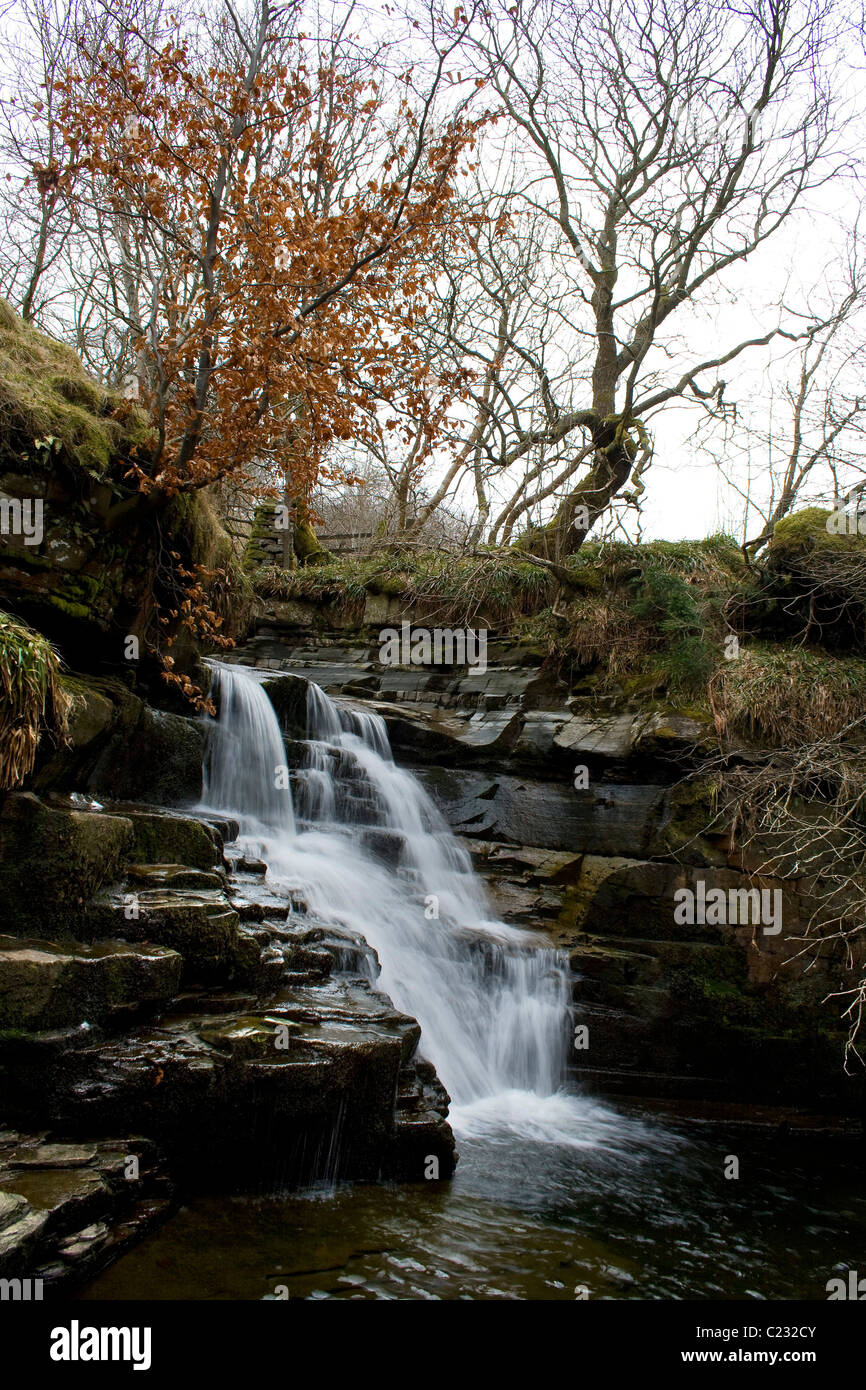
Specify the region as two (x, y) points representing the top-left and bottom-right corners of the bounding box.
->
(54, 0), (482, 536)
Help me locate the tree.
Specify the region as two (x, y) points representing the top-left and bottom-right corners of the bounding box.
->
(425, 0), (849, 557)
(52, 0), (482, 535)
(704, 252), (866, 552)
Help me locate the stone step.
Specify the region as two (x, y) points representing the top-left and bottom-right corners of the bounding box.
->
(0, 794), (134, 939)
(0, 1134), (170, 1288)
(122, 810), (225, 871)
(0, 935), (182, 1031)
(126, 863), (226, 892)
(88, 887), (240, 980)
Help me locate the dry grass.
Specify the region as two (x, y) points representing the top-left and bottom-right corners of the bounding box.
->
(0, 609), (70, 788)
(716, 643), (866, 745)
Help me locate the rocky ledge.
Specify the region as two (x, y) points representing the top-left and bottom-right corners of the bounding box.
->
(0, 770), (457, 1246)
(228, 625), (865, 1123)
(0, 1134), (170, 1295)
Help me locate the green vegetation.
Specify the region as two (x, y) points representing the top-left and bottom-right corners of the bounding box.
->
(250, 535), (749, 699)
(0, 298), (149, 479)
(0, 608), (69, 788)
(253, 548), (557, 624)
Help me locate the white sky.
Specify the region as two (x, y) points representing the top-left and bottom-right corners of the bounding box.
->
(1, 0), (864, 545)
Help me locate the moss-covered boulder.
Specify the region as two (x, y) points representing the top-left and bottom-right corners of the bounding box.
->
(762, 507), (866, 652)
(0, 794), (133, 936)
(0, 935), (181, 1029)
(124, 811), (222, 871)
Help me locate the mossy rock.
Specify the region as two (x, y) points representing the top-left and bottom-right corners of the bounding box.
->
(125, 812), (221, 871)
(112, 890), (240, 979)
(88, 706), (204, 805)
(0, 794), (133, 936)
(0, 299), (150, 478)
(766, 507), (865, 569)
(659, 777), (730, 866)
(0, 934), (182, 1029)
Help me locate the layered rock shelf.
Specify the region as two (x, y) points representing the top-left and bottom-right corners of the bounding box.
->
(228, 622), (864, 1121)
(0, 774), (457, 1284)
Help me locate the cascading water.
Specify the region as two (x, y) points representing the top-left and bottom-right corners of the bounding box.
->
(202, 663), (295, 838)
(201, 661), (615, 1144)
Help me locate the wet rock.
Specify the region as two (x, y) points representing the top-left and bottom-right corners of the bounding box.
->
(260, 673), (309, 739)
(0, 1194), (49, 1269)
(0, 936), (182, 1030)
(417, 768), (667, 856)
(28, 979), (456, 1185)
(238, 856), (267, 875)
(0, 1133), (171, 1288)
(89, 886), (240, 980)
(123, 810), (222, 871)
(0, 795), (133, 937)
(126, 863), (225, 891)
(88, 705), (204, 805)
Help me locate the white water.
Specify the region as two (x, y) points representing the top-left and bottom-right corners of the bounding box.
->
(200, 661), (630, 1149)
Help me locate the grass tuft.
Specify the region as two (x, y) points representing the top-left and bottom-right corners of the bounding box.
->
(0, 608), (70, 788)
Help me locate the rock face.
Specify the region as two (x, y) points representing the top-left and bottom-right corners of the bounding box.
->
(227, 623), (865, 1121)
(34, 675), (206, 804)
(0, 772), (458, 1219)
(0, 1134), (170, 1294)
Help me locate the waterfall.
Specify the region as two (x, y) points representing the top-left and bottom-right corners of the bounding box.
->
(201, 662), (603, 1144)
(202, 663), (295, 838)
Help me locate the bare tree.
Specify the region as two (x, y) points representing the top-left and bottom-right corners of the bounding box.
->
(698, 247), (866, 551)
(416, 0), (852, 557)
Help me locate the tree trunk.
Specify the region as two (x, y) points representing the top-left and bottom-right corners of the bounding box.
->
(518, 418), (636, 560)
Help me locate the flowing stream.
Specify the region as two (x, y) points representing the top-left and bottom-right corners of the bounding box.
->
(201, 661), (625, 1146)
(80, 660), (866, 1300)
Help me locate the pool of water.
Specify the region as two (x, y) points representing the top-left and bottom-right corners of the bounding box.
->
(80, 1101), (866, 1301)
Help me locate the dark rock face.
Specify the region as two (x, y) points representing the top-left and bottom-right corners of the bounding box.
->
(34, 675), (205, 805)
(88, 706), (205, 805)
(0, 936), (182, 1030)
(226, 623), (865, 1121)
(416, 769), (667, 856)
(260, 673), (309, 741)
(0, 1135), (170, 1294)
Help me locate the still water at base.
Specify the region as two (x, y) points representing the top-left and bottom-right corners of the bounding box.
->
(81, 1121), (865, 1301)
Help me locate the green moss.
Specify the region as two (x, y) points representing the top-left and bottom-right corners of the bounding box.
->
(0, 298), (150, 479)
(45, 594), (91, 620)
(766, 507), (860, 565)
